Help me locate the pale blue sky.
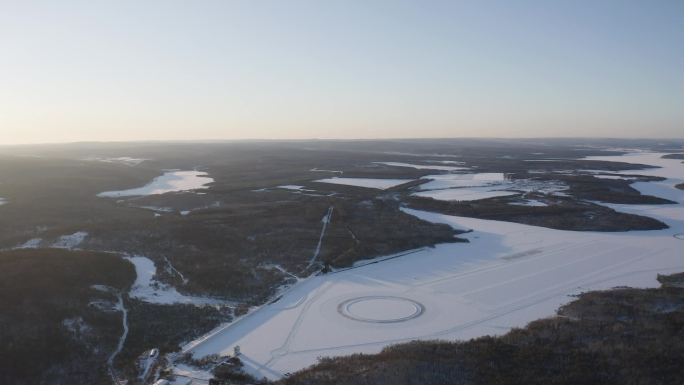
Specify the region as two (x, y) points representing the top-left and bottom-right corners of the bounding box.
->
(0, 0), (682, 144)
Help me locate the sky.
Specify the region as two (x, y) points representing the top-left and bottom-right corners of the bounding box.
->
(0, 0), (682, 144)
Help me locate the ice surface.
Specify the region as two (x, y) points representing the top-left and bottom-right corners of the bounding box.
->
(174, 151), (684, 381)
(414, 187), (518, 201)
(98, 171), (213, 197)
(419, 173), (506, 190)
(315, 177), (413, 190)
(413, 173), (565, 202)
(375, 162), (469, 171)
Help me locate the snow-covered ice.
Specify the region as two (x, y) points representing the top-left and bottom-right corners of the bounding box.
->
(419, 173), (506, 190)
(583, 152), (684, 229)
(174, 151), (684, 381)
(98, 171), (213, 197)
(374, 162), (469, 171)
(413, 173), (565, 202)
(315, 177), (413, 190)
(414, 187), (518, 201)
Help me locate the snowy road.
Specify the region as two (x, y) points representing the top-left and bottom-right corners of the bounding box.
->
(108, 292), (128, 384)
(176, 151), (684, 381)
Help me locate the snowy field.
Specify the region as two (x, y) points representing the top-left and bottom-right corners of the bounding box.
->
(175, 152), (684, 382)
(98, 171), (213, 197)
(125, 256), (229, 306)
(315, 177), (413, 190)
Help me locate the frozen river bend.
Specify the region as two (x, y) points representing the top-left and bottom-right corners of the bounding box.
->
(178, 152), (684, 381)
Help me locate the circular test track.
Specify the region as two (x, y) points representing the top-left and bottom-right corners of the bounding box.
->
(337, 296), (425, 323)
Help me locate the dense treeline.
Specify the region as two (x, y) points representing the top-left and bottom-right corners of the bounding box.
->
(117, 300), (231, 379)
(408, 195), (668, 231)
(278, 273), (684, 385)
(0, 249), (135, 385)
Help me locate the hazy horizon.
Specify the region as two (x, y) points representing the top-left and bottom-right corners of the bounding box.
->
(1, 0), (682, 144)
(3, 136), (684, 148)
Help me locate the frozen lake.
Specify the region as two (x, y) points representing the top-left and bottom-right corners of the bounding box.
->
(315, 177), (413, 190)
(413, 187), (518, 201)
(98, 171), (213, 197)
(375, 162), (469, 171)
(176, 151), (684, 381)
(412, 172), (566, 202)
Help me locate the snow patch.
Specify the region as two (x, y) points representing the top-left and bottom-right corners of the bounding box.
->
(52, 232), (88, 249)
(15, 238), (42, 249)
(374, 162), (469, 171)
(509, 199), (549, 207)
(125, 255), (228, 306)
(414, 187), (518, 201)
(278, 185), (306, 190)
(414, 173), (566, 202)
(310, 168), (343, 174)
(98, 171), (213, 197)
(62, 317), (91, 335)
(315, 177), (413, 190)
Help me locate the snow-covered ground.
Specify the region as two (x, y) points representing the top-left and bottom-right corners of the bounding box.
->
(174, 151), (684, 382)
(125, 256), (229, 306)
(374, 162), (469, 171)
(98, 171), (213, 197)
(15, 238), (42, 249)
(315, 177), (413, 190)
(52, 231), (88, 249)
